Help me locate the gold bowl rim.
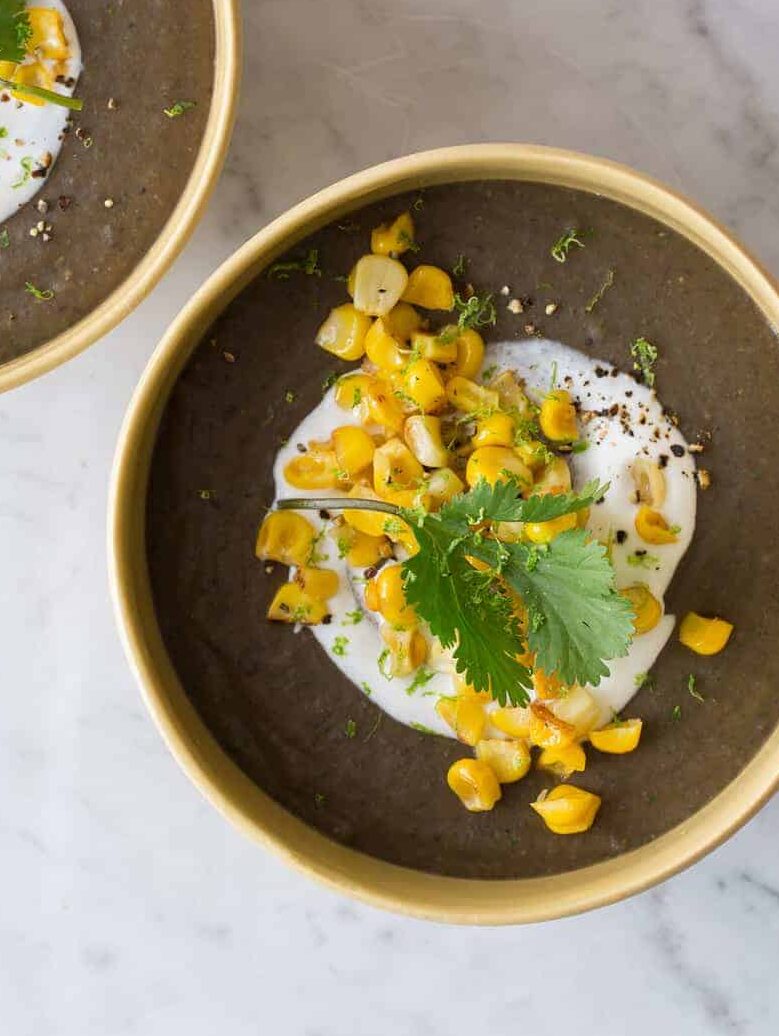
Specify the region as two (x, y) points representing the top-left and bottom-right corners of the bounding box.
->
(0, 0), (242, 394)
(109, 143), (779, 925)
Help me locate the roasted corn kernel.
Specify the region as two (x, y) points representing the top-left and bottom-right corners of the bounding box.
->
(589, 719), (643, 754)
(267, 582), (329, 624)
(426, 467), (465, 508)
(528, 702), (576, 748)
(490, 370), (533, 416)
(332, 425), (376, 477)
(531, 785), (601, 834)
(620, 583), (663, 635)
(373, 438), (425, 505)
(490, 706), (532, 738)
(334, 372), (373, 413)
(411, 329), (458, 364)
(537, 742), (587, 778)
(284, 450), (342, 490)
(447, 758), (502, 812)
(315, 303), (371, 361)
(401, 264), (454, 310)
(295, 566), (340, 600)
(256, 511), (316, 567)
(368, 564), (417, 627)
(473, 412), (515, 448)
(352, 255), (409, 316)
(635, 505), (678, 545)
(539, 389), (578, 442)
(534, 456), (572, 494)
(404, 414), (449, 468)
(371, 211), (416, 256)
(550, 686), (600, 737)
(445, 376), (499, 414)
(364, 318), (407, 371)
(523, 512), (578, 544)
(403, 358), (446, 412)
(384, 302), (423, 342)
(679, 612), (733, 655)
(380, 624), (427, 676)
(475, 738), (531, 783)
(436, 695), (487, 746)
(450, 329), (485, 380)
(466, 446), (532, 489)
(631, 458), (666, 508)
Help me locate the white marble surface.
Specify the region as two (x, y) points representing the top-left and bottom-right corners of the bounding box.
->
(2, 0), (779, 1032)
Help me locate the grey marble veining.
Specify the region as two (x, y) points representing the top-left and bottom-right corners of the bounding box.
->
(1, 1), (779, 1033)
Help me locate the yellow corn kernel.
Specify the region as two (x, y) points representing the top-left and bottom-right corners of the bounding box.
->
(403, 358), (446, 412)
(532, 668), (564, 700)
(635, 505), (678, 545)
(371, 211), (415, 256)
(9, 61), (54, 104)
(316, 303), (371, 361)
(28, 8), (69, 60)
(373, 437), (425, 503)
(631, 458), (666, 508)
(335, 526), (391, 568)
(369, 564), (417, 627)
(364, 318), (407, 371)
(343, 483), (394, 538)
(528, 702), (576, 749)
(384, 302), (423, 342)
(256, 511), (316, 567)
(534, 456), (572, 494)
(590, 719), (643, 754)
(490, 706), (532, 738)
(380, 625), (427, 676)
(537, 743), (587, 778)
(620, 583), (662, 635)
(334, 372), (373, 413)
(411, 329), (458, 364)
(475, 738), (531, 783)
(524, 512), (578, 544)
(364, 380), (406, 433)
(426, 467), (465, 508)
(473, 412), (515, 448)
(352, 254), (409, 316)
(494, 520), (524, 543)
(0, 61), (16, 78)
(332, 425), (375, 477)
(295, 566), (340, 600)
(284, 450), (342, 490)
(466, 446), (533, 489)
(550, 686), (601, 737)
(514, 439), (549, 474)
(679, 612), (734, 655)
(531, 785), (601, 834)
(267, 582), (329, 624)
(490, 371), (533, 416)
(436, 695), (487, 747)
(539, 389), (578, 442)
(449, 329), (485, 380)
(402, 264), (454, 310)
(404, 414), (449, 468)
(445, 376), (498, 415)
(447, 758), (502, 812)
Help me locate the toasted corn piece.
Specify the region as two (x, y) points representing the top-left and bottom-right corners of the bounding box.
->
(402, 264), (454, 310)
(404, 414), (449, 468)
(384, 302), (424, 342)
(352, 254), (409, 316)
(550, 686), (600, 738)
(473, 412), (515, 448)
(364, 317), (407, 371)
(620, 583), (663, 635)
(334, 372), (374, 413)
(537, 743), (587, 778)
(403, 358), (446, 412)
(539, 389), (578, 442)
(447, 758), (502, 812)
(514, 439), (549, 474)
(364, 379), (406, 433)
(490, 706), (532, 738)
(475, 738), (531, 783)
(490, 370), (533, 416)
(436, 696), (487, 747)
(466, 446), (533, 489)
(368, 564), (417, 627)
(524, 512), (578, 544)
(256, 511), (316, 567)
(412, 328), (458, 364)
(371, 211), (416, 256)
(332, 425), (376, 477)
(589, 719), (643, 754)
(679, 612), (733, 655)
(284, 450), (343, 490)
(493, 520), (523, 543)
(426, 467), (465, 508)
(8, 60), (56, 104)
(445, 375), (499, 414)
(531, 785), (601, 834)
(631, 458), (666, 508)
(331, 525), (391, 567)
(534, 456), (572, 494)
(532, 668), (564, 700)
(343, 483), (394, 538)
(316, 303), (371, 361)
(267, 582), (329, 624)
(29, 7), (70, 60)
(373, 437), (425, 502)
(380, 624), (427, 676)
(295, 566), (340, 600)
(635, 505), (678, 545)
(529, 702), (576, 748)
(450, 329), (485, 380)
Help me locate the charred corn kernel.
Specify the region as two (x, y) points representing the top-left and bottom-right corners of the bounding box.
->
(29, 8), (69, 59)
(364, 318), (407, 371)
(631, 458), (666, 508)
(402, 264), (454, 310)
(437, 696), (487, 747)
(514, 439), (548, 473)
(537, 742), (587, 778)
(576, 506), (590, 528)
(332, 425), (375, 477)
(295, 566), (340, 599)
(403, 358), (446, 412)
(550, 686), (600, 737)
(491, 706), (532, 738)
(494, 520), (524, 543)
(330, 525), (391, 567)
(412, 329), (458, 364)
(620, 583), (663, 635)
(365, 380), (406, 433)
(343, 483), (393, 537)
(466, 446), (533, 489)
(529, 702), (576, 748)
(352, 255), (409, 316)
(475, 738), (531, 783)
(451, 677), (493, 703)
(371, 211), (415, 256)
(10, 61), (54, 104)
(524, 512), (578, 544)
(370, 564), (417, 627)
(450, 329), (485, 380)
(267, 582), (329, 624)
(539, 389), (578, 442)
(373, 437), (425, 502)
(635, 505), (678, 545)
(334, 372), (373, 412)
(490, 370), (533, 415)
(426, 467), (465, 508)
(404, 414), (449, 468)
(0, 61), (16, 78)
(445, 376), (499, 414)
(256, 511), (316, 567)
(531, 785), (601, 834)
(532, 668), (564, 700)
(384, 302), (423, 342)
(447, 758), (502, 812)
(679, 612), (734, 655)
(380, 625), (427, 676)
(284, 450), (342, 490)
(473, 412), (515, 448)
(590, 719), (643, 754)
(534, 456), (572, 494)
(316, 303), (372, 361)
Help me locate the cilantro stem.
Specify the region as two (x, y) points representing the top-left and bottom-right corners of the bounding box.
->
(277, 497), (401, 516)
(0, 76), (83, 111)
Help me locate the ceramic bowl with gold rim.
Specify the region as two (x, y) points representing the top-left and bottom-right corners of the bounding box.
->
(0, 0), (240, 393)
(109, 144), (779, 924)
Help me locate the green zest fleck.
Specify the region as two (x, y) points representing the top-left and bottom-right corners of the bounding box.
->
(331, 636), (349, 657)
(481, 364), (498, 383)
(267, 248), (321, 280)
(197, 489), (215, 501)
(411, 196), (424, 212)
(410, 721), (436, 735)
(627, 551), (660, 570)
(405, 667), (435, 696)
(322, 371), (338, 393)
(344, 718), (357, 738)
(585, 268), (615, 312)
(671, 704), (682, 721)
(571, 440), (590, 454)
(284, 390), (296, 403)
(11, 156), (33, 190)
(398, 229), (419, 253)
(688, 673), (705, 702)
(314, 792), (325, 806)
(0, 127), (7, 139)
(377, 647), (392, 678)
(452, 253), (468, 277)
(163, 100), (196, 119)
(634, 671), (653, 690)
(25, 281), (53, 301)
(0, 227), (9, 249)
(669, 523), (682, 535)
(453, 291), (497, 331)
(551, 228), (587, 263)
(360, 681), (373, 697)
(343, 609), (364, 626)
(630, 336), (659, 387)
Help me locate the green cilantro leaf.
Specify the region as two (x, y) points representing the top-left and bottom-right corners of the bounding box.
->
(0, 0), (31, 64)
(267, 248), (322, 280)
(630, 336), (658, 387)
